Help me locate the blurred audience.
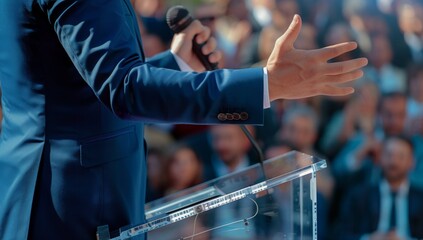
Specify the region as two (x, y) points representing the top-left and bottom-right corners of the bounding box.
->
(336, 135), (423, 239)
(135, 0), (423, 237)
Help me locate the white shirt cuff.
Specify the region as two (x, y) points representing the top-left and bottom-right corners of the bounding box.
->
(263, 67), (270, 109)
(171, 51), (193, 72)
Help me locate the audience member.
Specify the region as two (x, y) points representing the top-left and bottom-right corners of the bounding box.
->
(145, 147), (166, 202)
(248, 0), (273, 29)
(330, 92), (410, 227)
(336, 135), (423, 239)
(279, 105), (319, 155)
(139, 17), (173, 57)
(164, 144), (203, 195)
(214, 0), (255, 68)
(405, 62), (423, 189)
(332, 92), (408, 183)
(279, 105), (334, 196)
(397, 0), (423, 62)
(365, 33), (407, 94)
(321, 80), (379, 159)
(203, 125), (256, 181)
(131, 0), (166, 18)
(405, 62), (423, 136)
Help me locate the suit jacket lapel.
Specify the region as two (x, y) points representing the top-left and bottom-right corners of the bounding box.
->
(369, 185), (381, 232)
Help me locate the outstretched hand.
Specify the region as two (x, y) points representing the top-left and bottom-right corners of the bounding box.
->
(267, 15), (368, 101)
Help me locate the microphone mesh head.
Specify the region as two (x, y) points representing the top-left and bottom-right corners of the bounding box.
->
(166, 6), (190, 33)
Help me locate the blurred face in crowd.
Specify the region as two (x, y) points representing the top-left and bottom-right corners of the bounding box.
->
(380, 95), (407, 136)
(398, 1), (423, 34)
(380, 137), (414, 185)
(409, 70), (423, 102)
(294, 23), (317, 50)
(356, 82), (379, 114)
(211, 125), (251, 166)
(195, 3), (220, 34)
(368, 34), (393, 69)
(168, 147), (201, 190)
(281, 114), (317, 152)
(326, 23), (352, 45)
(275, 0), (299, 21)
(131, 0), (165, 17)
(226, 0), (249, 21)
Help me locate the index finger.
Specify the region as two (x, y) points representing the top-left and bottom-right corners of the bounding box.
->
(311, 42), (358, 61)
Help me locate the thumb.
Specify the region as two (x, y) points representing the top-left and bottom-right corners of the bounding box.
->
(277, 14), (302, 52)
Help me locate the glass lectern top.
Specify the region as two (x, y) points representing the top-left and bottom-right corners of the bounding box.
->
(145, 151), (326, 219)
(96, 151), (327, 240)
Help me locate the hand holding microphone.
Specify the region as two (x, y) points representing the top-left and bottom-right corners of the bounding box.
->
(167, 6), (222, 72)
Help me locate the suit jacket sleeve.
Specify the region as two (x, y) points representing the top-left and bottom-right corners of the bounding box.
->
(37, 0), (264, 124)
(146, 51), (180, 71)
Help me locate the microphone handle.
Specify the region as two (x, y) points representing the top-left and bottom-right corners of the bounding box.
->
(192, 38), (218, 70)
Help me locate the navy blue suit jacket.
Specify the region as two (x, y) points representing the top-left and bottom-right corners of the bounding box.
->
(335, 183), (423, 239)
(0, 0), (264, 239)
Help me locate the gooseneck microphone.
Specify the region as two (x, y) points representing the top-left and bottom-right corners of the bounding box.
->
(166, 6), (268, 181)
(166, 6), (218, 70)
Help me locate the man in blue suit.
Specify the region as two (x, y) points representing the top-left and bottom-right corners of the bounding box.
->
(0, 0), (367, 239)
(336, 135), (423, 239)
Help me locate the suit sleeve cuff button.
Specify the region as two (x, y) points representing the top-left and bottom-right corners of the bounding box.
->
(217, 113), (227, 121)
(226, 113), (234, 120)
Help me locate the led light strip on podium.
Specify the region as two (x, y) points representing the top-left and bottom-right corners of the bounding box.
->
(96, 159), (324, 240)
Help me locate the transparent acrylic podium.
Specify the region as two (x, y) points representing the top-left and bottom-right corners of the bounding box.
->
(97, 151), (327, 240)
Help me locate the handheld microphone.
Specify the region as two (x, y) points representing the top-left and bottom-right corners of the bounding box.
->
(166, 6), (218, 70)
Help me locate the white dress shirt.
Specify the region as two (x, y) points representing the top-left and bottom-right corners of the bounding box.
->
(361, 180), (411, 240)
(377, 180), (410, 238)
